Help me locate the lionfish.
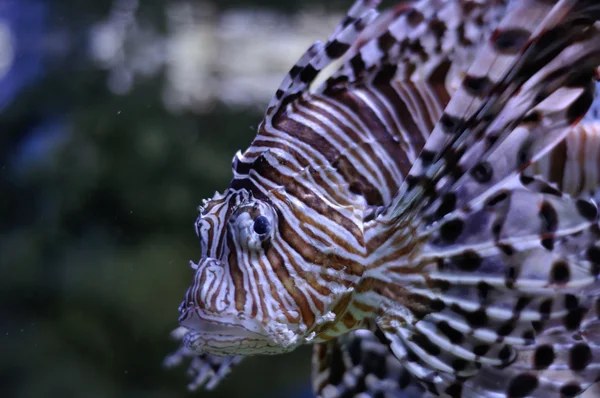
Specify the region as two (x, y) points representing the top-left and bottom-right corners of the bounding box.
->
(165, 0), (600, 396)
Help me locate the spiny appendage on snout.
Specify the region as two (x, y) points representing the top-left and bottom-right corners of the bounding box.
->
(177, 192), (307, 356)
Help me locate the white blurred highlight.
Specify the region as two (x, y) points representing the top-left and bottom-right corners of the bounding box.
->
(88, 0), (340, 112)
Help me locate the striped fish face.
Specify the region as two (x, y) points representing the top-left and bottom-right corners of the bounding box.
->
(178, 183), (366, 356)
(178, 189), (304, 355)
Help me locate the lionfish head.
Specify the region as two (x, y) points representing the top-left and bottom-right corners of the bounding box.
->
(178, 188), (307, 356)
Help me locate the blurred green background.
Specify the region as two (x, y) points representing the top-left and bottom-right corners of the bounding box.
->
(0, 1), (352, 397)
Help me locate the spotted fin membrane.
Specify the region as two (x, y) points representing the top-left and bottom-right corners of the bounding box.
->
(312, 327), (426, 398)
(370, 0), (600, 397)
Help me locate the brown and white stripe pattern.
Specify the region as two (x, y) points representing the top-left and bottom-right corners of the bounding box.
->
(176, 0), (502, 357)
(170, 0), (600, 397)
(181, 79), (455, 351)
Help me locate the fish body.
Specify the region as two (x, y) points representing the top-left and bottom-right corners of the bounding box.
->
(167, 0), (600, 396)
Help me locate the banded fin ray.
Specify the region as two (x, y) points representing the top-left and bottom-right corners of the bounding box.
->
(433, 303), (600, 397)
(419, 35), (600, 221)
(379, 291), (600, 397)
(264, 0), (381, 119)
(248, 0), (509, 210)
(384, 0), (600, 221)
(367, 0), (600, 396)
(312, 328), (425, 398)
(376, 192), (600, 394)
(163, 327), (244, 391)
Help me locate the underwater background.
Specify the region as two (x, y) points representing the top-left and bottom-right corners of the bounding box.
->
(0, 0), (354, 397)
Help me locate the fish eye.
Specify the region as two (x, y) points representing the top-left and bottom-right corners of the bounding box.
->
(253, 215), (271, 237)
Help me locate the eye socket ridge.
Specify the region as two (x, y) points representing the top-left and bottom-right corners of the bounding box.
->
(252, 215), (271, 237)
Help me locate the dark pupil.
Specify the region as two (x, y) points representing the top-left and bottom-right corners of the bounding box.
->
(253, 215), (270, 236)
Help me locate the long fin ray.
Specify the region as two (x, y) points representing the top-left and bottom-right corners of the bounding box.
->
(380, 303), (600, 397)
(312, 328), (425, 397)
(164, 328), (244, 391)
(370, 1), (600, 397)
(251, 0), (510, 211)
(383, 0), (600, 222)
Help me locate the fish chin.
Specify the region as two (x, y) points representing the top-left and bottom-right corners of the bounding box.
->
(179, 307), (301, 356)
(182, 326), (273, 356)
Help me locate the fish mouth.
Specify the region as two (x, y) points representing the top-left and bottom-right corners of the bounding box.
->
(178, 307), (279, 355)
(179, 306), (266, 338)
(178, 306), (301, 355)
